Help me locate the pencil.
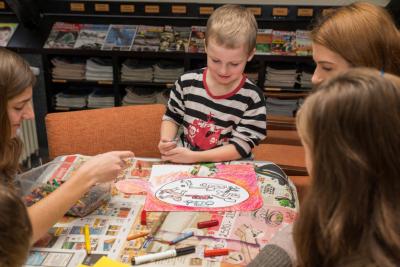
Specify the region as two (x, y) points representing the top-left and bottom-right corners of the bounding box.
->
(84, 224), (91, 255)
(127, 231), (149, 241)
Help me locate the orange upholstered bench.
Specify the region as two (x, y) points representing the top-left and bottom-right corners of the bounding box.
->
(45, 104), (165, 159)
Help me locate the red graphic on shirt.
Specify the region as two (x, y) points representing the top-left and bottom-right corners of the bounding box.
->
(186, 113), (223, 150)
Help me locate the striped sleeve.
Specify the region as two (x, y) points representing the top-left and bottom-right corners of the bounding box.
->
(229, 87), (267, 157)
(163, 77), (185, 125)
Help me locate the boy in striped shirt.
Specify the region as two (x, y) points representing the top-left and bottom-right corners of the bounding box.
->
(159, 4), (267, 163)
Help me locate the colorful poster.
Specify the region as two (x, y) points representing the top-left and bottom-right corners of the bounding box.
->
(144, 163), (263, 212)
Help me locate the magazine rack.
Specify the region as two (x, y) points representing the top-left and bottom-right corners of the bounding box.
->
(0, 0), (329, 113)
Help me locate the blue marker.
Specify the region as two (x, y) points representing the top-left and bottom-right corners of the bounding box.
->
(169, 231), (194, 245)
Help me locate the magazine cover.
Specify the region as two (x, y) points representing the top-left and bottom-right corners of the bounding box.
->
(295, 30), (312, 56)
(271, 30), (296, 56)
(159, 25), (174, 52)
(0, 23), (18, 47)
(44, 22), (82, 49)
(102, 24), (137, 51)
(159, 26), (190, 52)
(171, 26), (191, 52)
(131, 25), (163, 52)
(255, 28), (273, 55)
(188, 26), (206, 53)
(74, 24), (109, 50)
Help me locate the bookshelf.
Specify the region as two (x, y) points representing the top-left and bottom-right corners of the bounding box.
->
(2, 0), (324, 114)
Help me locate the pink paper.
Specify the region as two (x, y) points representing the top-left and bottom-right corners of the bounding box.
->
(115, 179), (148, 194)
(144, 163), (263, 212)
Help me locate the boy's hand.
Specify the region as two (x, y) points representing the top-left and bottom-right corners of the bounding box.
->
(158, 138), (178, 155)
(161, 147), (197, 163)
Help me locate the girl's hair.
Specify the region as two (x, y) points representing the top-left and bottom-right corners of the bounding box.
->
(0, 185), (32, 267)
(311, 2), (400, 76)
(294, 68), (400, 266)
(0, 48), (35, 185)
(205, 4), (258, 54)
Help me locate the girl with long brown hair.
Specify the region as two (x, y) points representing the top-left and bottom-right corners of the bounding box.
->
(294, 68), (400, 266)
(251, 68), (400, 266)
(0, 184), (32, 267)
(311, 2), (400, 85)
(0, 48), (134, 245)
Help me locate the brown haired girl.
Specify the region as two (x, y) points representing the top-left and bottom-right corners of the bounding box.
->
(250, 68), (400, 266)
(311, 2), (400, 85)
(294, 68), (400, 266)
(0, 184), (32, 267)
(0, 48), (134, 243)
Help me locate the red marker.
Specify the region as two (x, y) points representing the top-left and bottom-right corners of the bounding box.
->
(197, 219), (219, 229)
(204, 248), (229, 257)
(141, 209), (147, 225)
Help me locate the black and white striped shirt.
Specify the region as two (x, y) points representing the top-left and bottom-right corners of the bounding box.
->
(164, 68), (267, 158)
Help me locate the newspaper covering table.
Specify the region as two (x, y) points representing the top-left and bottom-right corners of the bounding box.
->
(23, 155), (299, 267)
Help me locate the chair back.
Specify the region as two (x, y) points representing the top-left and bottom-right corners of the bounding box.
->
(45, 104), (165, 159)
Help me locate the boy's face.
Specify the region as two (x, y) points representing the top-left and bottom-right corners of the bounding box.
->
(205, 38), (254, 88)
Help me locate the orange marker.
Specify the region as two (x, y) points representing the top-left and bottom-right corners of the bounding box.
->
(204, 248), (229, 257)
(127, 231), (149, 241)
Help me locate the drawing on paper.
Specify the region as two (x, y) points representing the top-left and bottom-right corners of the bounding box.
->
(155, 178), (249, 208)
(144, 163), (263, 212)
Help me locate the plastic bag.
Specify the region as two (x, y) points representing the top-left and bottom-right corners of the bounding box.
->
(16, 156), (111, 217)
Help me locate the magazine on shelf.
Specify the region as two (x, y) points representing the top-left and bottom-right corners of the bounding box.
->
(188, 26), (206, 53)
(271, 30), (296, 56)
(131, 25), (163, 52)
(159, 25), (191, 52)
(74, 24), (109, 50)
(255, 29), (273, 55)
(44, 22), (82, 49)
(102, 24), (137, 51)
(0, 23), (18, 47)
(295, 30), (312, 56)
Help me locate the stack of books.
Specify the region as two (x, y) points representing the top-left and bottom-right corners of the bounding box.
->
(85, 58), (113, 81)
(153, 61), (184, 83)
(87, 88), (115, 108)
(122, 87), (157, 105)
(51, 57), (86, 80)
(54, 87), (91, 110)
(266, 97), (298, 117)
(121, 59), (154, 82)
(264, 66), (298, 89)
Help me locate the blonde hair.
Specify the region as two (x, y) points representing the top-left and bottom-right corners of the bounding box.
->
(311, 2), (400, 76)
(294, 68), (400, 266)
(205, 4), (257, 54)
(0, 48), (36, 185)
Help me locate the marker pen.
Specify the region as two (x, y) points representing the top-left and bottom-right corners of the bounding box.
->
(197, 219), (219, 229)
(131, 245), (196, 265)
(204, 248), (229, 257)
(170, 231), (194, 245)
(140, 209), (147, 225)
